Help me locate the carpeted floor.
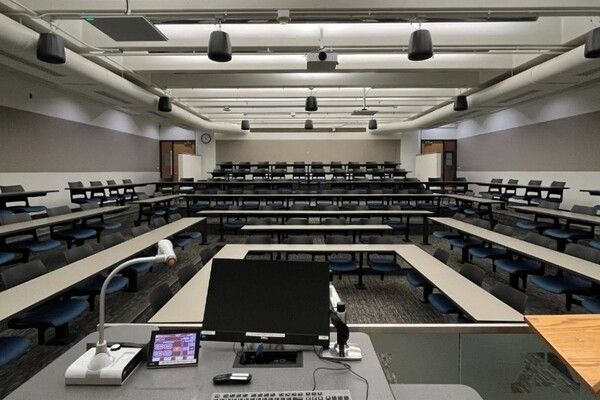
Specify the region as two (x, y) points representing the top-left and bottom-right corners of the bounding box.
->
(0, 205), (592, 398)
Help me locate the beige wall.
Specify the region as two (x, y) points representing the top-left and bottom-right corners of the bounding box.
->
(216, 139), (400, 163)
(458, 110), (600, 172)
(0, 105), (159, 173)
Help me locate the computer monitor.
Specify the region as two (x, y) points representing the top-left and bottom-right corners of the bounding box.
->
(201, 259), (330, 346)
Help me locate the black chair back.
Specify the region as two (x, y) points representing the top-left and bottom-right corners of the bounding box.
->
(102, 232), (126, 248)
(285, 236), (313, 244)
(46, 205), (72, 217)
(177, 265), (197, 286)
(131, 224), (151, 237)
(523, 232), (556, 250)
(493, 224), (514, 236)
(149, 283), (173, 313)
(325, 235), (352, 245)
(433, 248), (450, 264)
(200, 247), (215, 265)
(490, 282), (528, 313)
(459, 264), (485, 286)
(1, 259), (46, 289)
(245, 236), (274, 244)
(565, 243), (600, 263)
(64, 244), (95, 263)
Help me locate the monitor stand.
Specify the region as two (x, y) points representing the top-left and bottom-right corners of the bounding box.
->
(321, 342), (362, 361)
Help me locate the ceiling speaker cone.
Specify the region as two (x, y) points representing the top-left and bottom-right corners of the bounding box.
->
(584, 27), (600, 58)
(305, 96), (318, 111)
(208, 31), (232, 62)
(368, 119), (378, 130)
(454, 95), (468, 111)
(304, 119), (314, 130)
(37, 33), (66, 64)
(408, 29), (433, 61)
(241, 120), (250, 130)
(158, 96), (172, 112)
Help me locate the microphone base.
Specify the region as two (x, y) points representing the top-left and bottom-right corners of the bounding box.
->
(320, 342), (362, 361)
(65, 346), (142, 385)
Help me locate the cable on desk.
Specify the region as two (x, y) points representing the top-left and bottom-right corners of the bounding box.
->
(312, 346), (369, 400)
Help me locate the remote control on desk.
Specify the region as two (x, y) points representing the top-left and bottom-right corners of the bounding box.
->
(213, 373), (252, 385)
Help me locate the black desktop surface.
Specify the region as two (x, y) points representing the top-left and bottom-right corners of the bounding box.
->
(201, 259), (330, 346)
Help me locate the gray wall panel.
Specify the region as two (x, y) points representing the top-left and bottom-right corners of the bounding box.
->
(458, 111), (600, 172)
(0, 106), (159, 172)
(216, 139), (400, 163)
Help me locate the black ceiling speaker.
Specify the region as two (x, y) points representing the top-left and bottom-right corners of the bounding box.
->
(37, 33), (66, 64)
(584, 26), (600, 58)
(305, 95), (318, 112)
(454, 95), (468, 111)
(408, 29), (433, 61)
(158, 96), (172, 112)
(368, 119), (378, 130)
(241, 120), (250, 130)
(304, 119), (313, 130)
(208, 30), (232, 62)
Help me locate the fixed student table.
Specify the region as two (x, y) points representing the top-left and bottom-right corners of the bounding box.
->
(131, 194), (183, 223)
(0, 189), (58, 208)
(526, 315), (600, 396)
(199, 209), (433, 244)
(6, 325), (395, 400)
(0, 205), (128, 246)
(430, 217), (600, 283)
(185, 192), (442, 209)
(444, 194), (503, 224)
(241, 224), (393, 243)
(150, 244), (523, 324)
(511, 205), (600, 226)
(0, 217), (205, 322)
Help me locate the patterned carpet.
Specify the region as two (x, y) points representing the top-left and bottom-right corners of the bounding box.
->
(0, 205), (592, 398)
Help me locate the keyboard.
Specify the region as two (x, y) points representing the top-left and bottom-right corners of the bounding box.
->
(210, 390), (352, 399)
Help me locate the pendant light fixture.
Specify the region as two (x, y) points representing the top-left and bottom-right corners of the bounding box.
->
(408, 23), (433, 61)
(584, 26), (600, 58)
(37, 32), (66, 64)
(305, 88), (318, 112)
(454, 95), (468, 111)
(304, 119), (314, 130)
(241, 120), (250, 130)
(208, 22), (232, 62)
(368, 119), (378, 130)
(158, 96), (172, 112)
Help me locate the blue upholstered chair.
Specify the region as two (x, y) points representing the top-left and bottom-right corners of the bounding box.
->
(591, 240), (600, 250)
(0, 336), (30, 367)
(415, 189), (437, 211)
(448, 218), (491, 263)
(136, 193), (167, 224)
(169, 213), (202, 242)
(325, 235), (358, 280)
(494, 232), (556, 289)
(0, 213), (61, 262)
(516, 199), (560, 233)
(0, 260), (89, 344)
(448, 190), (474, 214)
(468, 224), (514, 271)
(0, 251), (17, 266)
(543, 205), (597, 252)
(79, 202), (123, 240)
(428, 264), (486, 319)
(284, 235), (314, 261)
(102, 232), (153, 292)
(407, 248), (450, 302)
(46, 205), (97, 248)
(367, 236), (401, 280)
(151, 217), (191, 249)
(64, 244), (129, 311)
(220, 206), (245, 239)
(382, 205), (408, 235)
(0, 185), (47, 214)
(433, 213), (466, 240)
(529, 244), (600, 310)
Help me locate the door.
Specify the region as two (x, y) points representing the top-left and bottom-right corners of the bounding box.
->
(160, 141), (196, 180)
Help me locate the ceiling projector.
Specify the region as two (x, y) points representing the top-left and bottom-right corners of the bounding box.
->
(307, 51), (338, 72)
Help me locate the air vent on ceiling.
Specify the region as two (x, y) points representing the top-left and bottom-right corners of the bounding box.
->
(87, 17), (168, 42)
(93, 90), (133, 105)
(497, 89), (540, 104)
(575, 66), (600, 77)
(0, 49), (66, 77)
(147, 110), (169, 119)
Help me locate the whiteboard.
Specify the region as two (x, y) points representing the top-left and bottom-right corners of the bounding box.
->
(415, 153), (442, 182)
(178, 154), (202, 181)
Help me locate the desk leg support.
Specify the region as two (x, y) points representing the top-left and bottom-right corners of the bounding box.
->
(421, 216), (430, 245)
(355, 252), (367, 290)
